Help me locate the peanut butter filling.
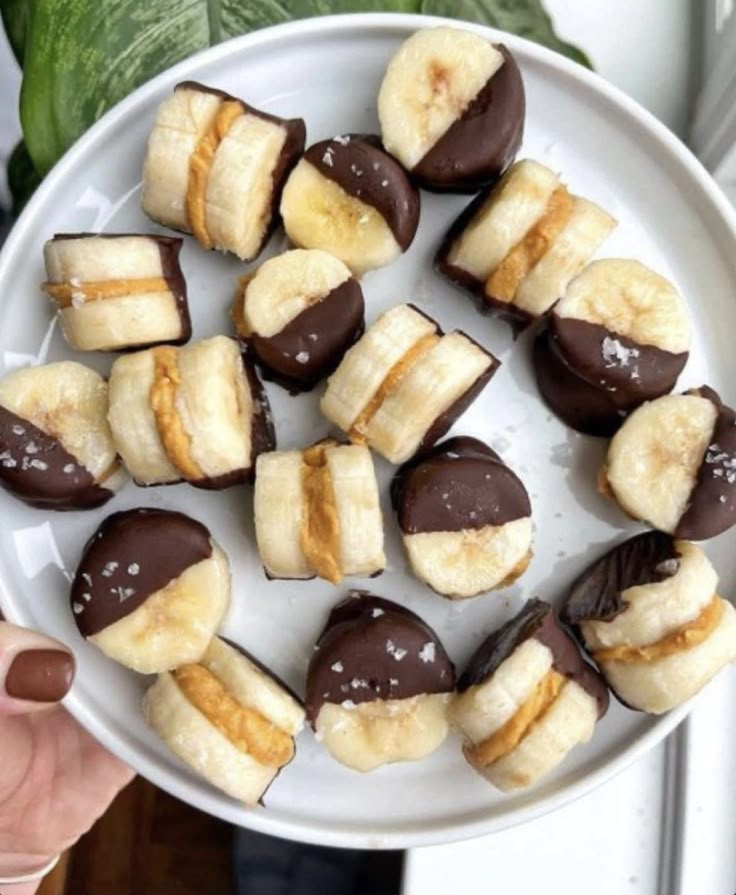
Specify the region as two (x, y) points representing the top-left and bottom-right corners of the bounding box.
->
(593, 595), (724, 664)
(300, 442), (342, 585)
(43, 277), (170, 307)
(485, 187), (573, 304)
(466, 669), (565, 768)
(186, 99), (244, 250)
(348, 333), (440, 443)
(149, 346), (203, 481)
(175, 664), (294, 767)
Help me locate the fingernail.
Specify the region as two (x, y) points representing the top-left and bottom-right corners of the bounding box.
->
(5, 649), (75, 702)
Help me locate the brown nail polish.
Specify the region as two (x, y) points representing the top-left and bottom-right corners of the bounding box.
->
(5, 649), (75, 702)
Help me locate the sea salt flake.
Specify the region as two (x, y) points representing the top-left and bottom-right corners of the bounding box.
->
(72, 602), (85, 614)
(386, 640), (407, 661)
(82, 592), (92, 602)
(308, 333), (319, 342)
(349, 163), (363, 176)
(0, 451), (17, 468)
(333, 134), (350, 145)
(371, 608), (384, 618)
(128, 563), (140, 576)
(331, 661), (344, 673)
(322, 149), (334, 166)
(63, 463), (76, 474)
(101, 561), (119, 577)
(11, 424), (25, 436)
(29, 459), (48, 470)
(112, 586), (136, 602)
(350, 678), (368, 689)
(601, 337), (640, 368)
(372, 161), (380, 170)
(389, 678), (399, 687)
(719, 495), (728, 503)
(24, 441), (39, 455)
(381, 179), (389, 187)
(419, 642), (436, 663)
(295, 351), (310, 364)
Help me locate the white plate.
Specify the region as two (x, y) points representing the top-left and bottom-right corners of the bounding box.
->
(1, 13), (735, 850)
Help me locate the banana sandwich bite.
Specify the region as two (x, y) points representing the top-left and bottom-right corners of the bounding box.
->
(42, 233), (191, 352)
(142, 81), (305, 260)
(321, 304), (499, 464)
(600, 387), (736, 540)
(305, 592), (455, 772)
(280, 134), (420, 274)
(71, 509), (230, 673)
(144, 636), (305, 805)
(378, 27), (525, 192)
(108, 335), (274, 488)
(535, 260), (690, 435)
(254, 440), (385, 584)
(391, 436), (532, 599)
(562, 531), (736, 714)
(233, 249), (364, 391)
(0, 362), (126, 510)
(436, 160), (616, 329)
(452, 599), (608, 791)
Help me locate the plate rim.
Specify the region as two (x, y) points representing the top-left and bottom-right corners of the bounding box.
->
(0, 11), (733, 849)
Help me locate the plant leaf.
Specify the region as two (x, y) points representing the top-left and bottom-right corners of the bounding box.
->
(6, 140), (41, 215)
(421, 0), (591, 68)
(1, 0), (30, 64)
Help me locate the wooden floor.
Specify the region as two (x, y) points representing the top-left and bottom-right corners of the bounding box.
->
(39, 778), (234, 895)
(36, 778), (403, 895)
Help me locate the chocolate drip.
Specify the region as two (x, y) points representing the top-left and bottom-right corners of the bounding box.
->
(246, 277), (364, 392)
(392, 435), (529, 534)
(413, 45), (525, 193)
(71, 508), (213, 637)
(305, 135), (420, 250)
(0, 406), (113, 510)
(459, 598), (608, 717)
(562, 531), (679, 626)
(676, 388), (736, 540)
(305, 591), (455, 725)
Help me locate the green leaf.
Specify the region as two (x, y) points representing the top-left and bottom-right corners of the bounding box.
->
(1, 0), (30, 64)
(421, 0), (592, 68)
(6, 140), (41, 214)
(17, 0), (588, 179)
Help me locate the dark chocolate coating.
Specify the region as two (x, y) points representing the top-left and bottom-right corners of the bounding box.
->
(305, 591), (455, 725)
(304, 135), (420, 250)
(562, 531), (679, 627)
(676, 388), (736, 540)
(50, 233), (192, 349)
(189, 354), (275, 490)
(246, 277), (365, 392)
(434, 190), (533, 333)
(392, 435), (530, 534)
(412, 45), (525, 193)
(459, 598), (609, 717)
(173, 81), (306, 259)
(0, 406), (114, 511)
(551, 316), (686, 402)
(418, 336), (500, 452)
(71, 508), (213, 637)
(533, 327), (624, 437)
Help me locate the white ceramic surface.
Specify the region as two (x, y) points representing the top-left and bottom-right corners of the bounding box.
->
(1, 14), (735, 849)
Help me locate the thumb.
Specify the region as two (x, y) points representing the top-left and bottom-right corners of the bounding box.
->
(0, 619), (75, 715)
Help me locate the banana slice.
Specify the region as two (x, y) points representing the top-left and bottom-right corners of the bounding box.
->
(43, 233), (191, 352)
(142, 81), (305, 261)
(233, 248), (364, 391)
(71, 509), (230, 673)
(321, 304), (499, 464)
(535, 259), (690, 435)
(108, 335), (275, 488)
(452, 599), (608, 791)
(305, 592), (455, 772)
(392, 436), (532, 598)
(602, 387), (736, 539)
(378, 27), (525, 192)
(143, 636), (305, 804)
(436, 160), (616, 327)
(563, 531), (736, 713)
(0, 361), (126, 510)
(254, 440), (385, 583)
(280, 135), (419, 275)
